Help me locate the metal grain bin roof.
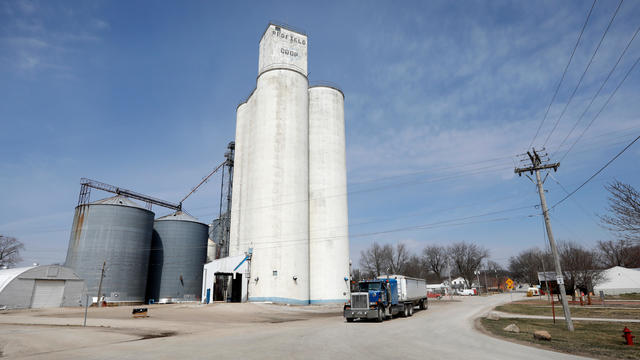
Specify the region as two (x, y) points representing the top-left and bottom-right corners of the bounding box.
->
(156, 211), (204, 224)
(91, 195), (146, 209)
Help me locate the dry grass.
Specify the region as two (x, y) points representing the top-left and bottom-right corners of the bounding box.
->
(481, 318), (640, 359)
(496, 302), (640, 320)
(612, 293), (640, 301)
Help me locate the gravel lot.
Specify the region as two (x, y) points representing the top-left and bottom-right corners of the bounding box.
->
(0, 294), (590, 359)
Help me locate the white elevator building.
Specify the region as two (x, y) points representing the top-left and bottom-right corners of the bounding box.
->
(228, 23), (350, 304)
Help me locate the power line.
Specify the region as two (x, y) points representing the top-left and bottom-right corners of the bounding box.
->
(8, 126), (637, 238)
(197, 162), (515, 219)
(529, 0), (597, 149)
(234, 204), (538, 248)
(552, 23), (640, 159)
(543, 0), (625, 147)
(23, 205), (539, 255)
(559, 53), (640, 162)
(547, 172), (598, 222)
(551, 134), (640, 210)
(182, 155), (517, 215)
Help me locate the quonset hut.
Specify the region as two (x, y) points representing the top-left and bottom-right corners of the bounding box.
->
(226, 23), (350, 305)
(0, 265), (85, 309)
(146, 211), (208, 303)
(65, 195), (154, 303)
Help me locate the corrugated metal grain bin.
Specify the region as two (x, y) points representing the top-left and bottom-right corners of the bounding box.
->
(146, 211), (208, 303)
(64, 195), (154, 303)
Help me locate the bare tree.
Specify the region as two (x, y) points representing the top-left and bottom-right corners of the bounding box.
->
(597, 239), (640, 268)
(487, 260), (504, 273)
(559, 241), (603, 299)
(386, 243), (409, 274)
(422, 245), (447, 281)
(402, 255), (425, 278)
(359, 242), (388, 278)
(448, 242), (489, 288)
(508, 247), (551, 285)
(486, 260), (508, 291)
(0, 235), (24, 267)
(600, 180), (640, 242)
(351, 268), (364, 282)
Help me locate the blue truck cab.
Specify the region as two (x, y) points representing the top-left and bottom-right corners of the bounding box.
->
(343, 278), (399, 322)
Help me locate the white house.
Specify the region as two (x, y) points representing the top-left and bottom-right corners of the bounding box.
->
(451, 277), (469, 289)
(594, 266), (640, 296)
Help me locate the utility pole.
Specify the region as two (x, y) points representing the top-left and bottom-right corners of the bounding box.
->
(515, 148), (574, 332)
(483, 269), (488, 295)
(83, 294), (89, 326)
(96, 261), (106, 307)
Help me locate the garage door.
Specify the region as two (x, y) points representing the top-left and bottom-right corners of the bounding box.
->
(31, 280), (65, 308)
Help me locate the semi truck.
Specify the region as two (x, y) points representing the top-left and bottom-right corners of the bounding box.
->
(343, 275), (428, 322)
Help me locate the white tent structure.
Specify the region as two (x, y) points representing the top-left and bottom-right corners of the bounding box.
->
(594, 266), (640, 296)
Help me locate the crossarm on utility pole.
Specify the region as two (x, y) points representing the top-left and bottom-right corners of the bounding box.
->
(514, 163), (559, 176)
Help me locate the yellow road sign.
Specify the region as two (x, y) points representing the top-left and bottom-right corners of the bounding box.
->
(505, 278), (514, 289)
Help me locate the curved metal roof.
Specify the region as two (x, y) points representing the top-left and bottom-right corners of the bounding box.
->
(0, 266), (35, 293)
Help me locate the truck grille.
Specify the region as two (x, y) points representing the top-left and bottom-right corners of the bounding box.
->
(351, 293), (368, 309)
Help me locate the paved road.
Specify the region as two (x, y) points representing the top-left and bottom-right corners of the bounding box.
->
(0, 294), (590, 359)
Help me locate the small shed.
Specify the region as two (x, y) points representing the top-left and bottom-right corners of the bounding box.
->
(594, 266), (640, 296)
(202, 254), (249, 304)
(0, 265), (85, 309)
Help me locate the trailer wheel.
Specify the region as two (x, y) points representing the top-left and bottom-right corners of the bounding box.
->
(408, 305), (414, 316)
(376, 307), (383, 322)
(419, 300), (426, 310)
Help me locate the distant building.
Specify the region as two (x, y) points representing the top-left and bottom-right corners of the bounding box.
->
(0, 265), (85, 309)
(451, 277), (468, 289)
(594, 266), (640, 296)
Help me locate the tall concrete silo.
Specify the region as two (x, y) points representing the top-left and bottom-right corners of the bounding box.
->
(65, 195), (154, 303)
(146, 211), (208, 303)
(229, 101), (248, 257)
(243, 24), (310, 304)
(308, 85), (350, 303)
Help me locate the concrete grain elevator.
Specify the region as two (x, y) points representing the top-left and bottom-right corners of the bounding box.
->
(229, 23), (350, 304)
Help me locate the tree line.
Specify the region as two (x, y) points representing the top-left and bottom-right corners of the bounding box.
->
(355, 180), (640, 296)
(356, 241), (495, 290)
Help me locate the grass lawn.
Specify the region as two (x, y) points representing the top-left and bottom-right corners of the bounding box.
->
(496, 302), (640, 320)
(613, 294), (640, 301)
(481, 318), (640, 359)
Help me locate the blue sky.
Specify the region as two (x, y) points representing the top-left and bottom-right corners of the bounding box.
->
(1, 0), (639, 268)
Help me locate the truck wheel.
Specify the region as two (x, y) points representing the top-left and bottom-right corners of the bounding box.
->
(419, 300), (426, 310)
(402, 304), (409, 317)
(408, 305), (414, 316)
(346, 318), (354, 323)
(377, 307), (383, 322)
